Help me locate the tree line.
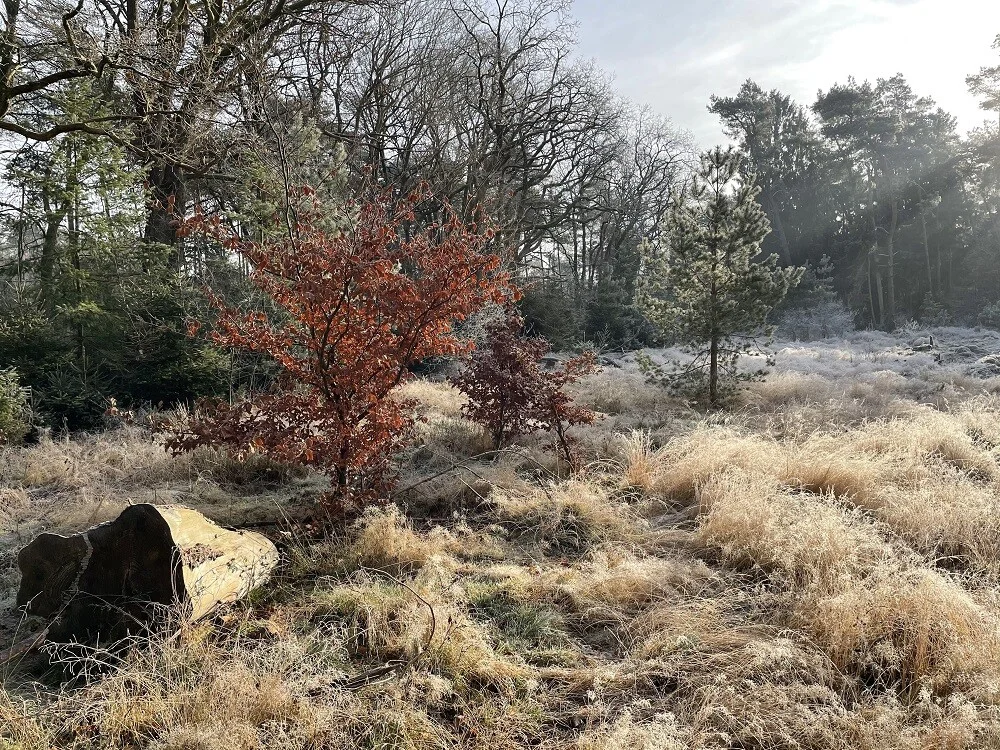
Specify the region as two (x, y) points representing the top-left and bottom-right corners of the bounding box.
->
(0, 0), (998, 429)
(710, 51), (1000, 333)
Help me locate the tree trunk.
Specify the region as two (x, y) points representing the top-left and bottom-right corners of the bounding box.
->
(709, 330), (719, 407)
(885, 199), (898, 331)
(69, 188), (84, 364)
(39, 206), (65, 313)
(17, 504), (277, 644)
(921, 202), (933, 298)
(867, 249), (877, 328)
(875, 263), (885, 330)
(764, 191), (791, 265)
(144, 161), (187, 269)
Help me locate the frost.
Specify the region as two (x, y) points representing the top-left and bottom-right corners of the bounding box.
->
(613, 325), (1000, 384)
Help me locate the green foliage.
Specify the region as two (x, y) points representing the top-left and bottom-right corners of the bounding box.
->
(583, 276), (656, 351)
(774, 255), (855, 339)
(919, 292), (952, 327)
(979, 301), (1000, 330)
(467, 583), (567, 652)
(782, 255), (837, 309)
(641, 147), (802, 405)
(813, 75), (961, 330)
(0, 273), (235, 430)
(0, 80), (241, 429)
(0, 368), (31, 445)
(967, 34), (1000, 121)
(709, 79), (829, 266)
(519, 282), (582, 350)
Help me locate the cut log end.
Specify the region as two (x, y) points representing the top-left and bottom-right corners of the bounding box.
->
(15, 504), (279, 645)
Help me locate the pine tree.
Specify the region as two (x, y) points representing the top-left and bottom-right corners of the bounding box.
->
(641, 147), (802, 406)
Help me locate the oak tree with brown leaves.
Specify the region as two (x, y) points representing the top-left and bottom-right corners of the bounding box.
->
(159, 184), (515, 507)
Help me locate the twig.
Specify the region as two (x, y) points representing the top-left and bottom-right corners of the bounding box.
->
(324, 567), (440, 692)
(363, 567), (437, 654)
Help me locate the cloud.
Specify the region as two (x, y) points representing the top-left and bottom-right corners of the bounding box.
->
(573, 0), (1000, 146)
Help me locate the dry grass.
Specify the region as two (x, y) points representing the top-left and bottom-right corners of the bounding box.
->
(574, 711), (691, 749)
(535, 547), (716, 629)
(798, 567), (1000, 699)
(301, 505), (505, 578)
(0, 429), (323, 549)
(694, 470), (890, 588)
(491, 478), (650, 556)
(618, 426), (784, 505)
(12, 363), (1000, 748)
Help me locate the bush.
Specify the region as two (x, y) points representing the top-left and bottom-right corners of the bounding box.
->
(519, 281), (582, 350)
(0, 276), (235, 431)
(774, 255), (854, 340)
(451, 311), (599, 469)
(776, 298), (855, 341)
(0, 368), (31, 445)
(919, 292), (951, 327)
(979, 301), (1000, 330)
(159, 183), (514, 507)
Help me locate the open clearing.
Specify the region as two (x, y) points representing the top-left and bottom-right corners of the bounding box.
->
(6, 328), (1000, 749)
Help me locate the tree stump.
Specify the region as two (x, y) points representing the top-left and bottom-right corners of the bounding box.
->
(16, 504), (278, 643)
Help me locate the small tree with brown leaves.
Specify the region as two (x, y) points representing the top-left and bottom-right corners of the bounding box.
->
(451, 312), (598, 470)
(532, 351), (599, 468)
(159, 184), (515, 507)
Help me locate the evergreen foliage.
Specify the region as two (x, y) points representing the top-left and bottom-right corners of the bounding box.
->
(641, 147), (802, 405)
(0, 368), (31, 445)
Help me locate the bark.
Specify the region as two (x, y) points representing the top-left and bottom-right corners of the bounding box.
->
(38, 198), (66, 312)
(143, 161), (187, 268)
(69, 165), (84, 364)
(875, 264), (885, 330)
(764, 190), (791, 265)
(885, 198), (899, 331)
(867, 248), (877, 328)
(17, 504), (277, 644)
(921, 202), (933, 297)
(709, 330), (719, 407)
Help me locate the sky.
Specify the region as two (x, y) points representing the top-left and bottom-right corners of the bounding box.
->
(572, 0), (1000, 146)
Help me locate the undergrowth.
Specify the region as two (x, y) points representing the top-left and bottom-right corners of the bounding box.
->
(7, 364), (1000, 748)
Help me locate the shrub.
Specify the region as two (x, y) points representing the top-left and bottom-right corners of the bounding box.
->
(919, 292), (951, 327)
(158, 183), (515, 507)
(775, 260), (854, 340)
(518, 280), (582, 349)
(979, 301), (1000, 330)
(0, 367), (30, 445)
(451, 311), (598, 469)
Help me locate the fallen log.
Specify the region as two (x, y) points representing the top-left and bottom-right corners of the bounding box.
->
(16, 504), (278, 644)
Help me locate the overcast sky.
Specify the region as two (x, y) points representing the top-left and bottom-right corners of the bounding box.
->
(572, 0), (1000, 146)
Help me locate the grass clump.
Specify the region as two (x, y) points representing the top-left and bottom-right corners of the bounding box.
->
(798, 567), (1000, 699)
(492, 478), (646, 556)
(695, 469), (889, 588)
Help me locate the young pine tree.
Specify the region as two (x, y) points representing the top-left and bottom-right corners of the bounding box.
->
(641, 147), (802, 406)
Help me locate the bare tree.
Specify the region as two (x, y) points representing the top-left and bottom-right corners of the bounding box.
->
(1, 0), (375, 257)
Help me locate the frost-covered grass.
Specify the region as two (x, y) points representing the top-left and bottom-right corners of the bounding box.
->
(630, 324), (1000, 383)
(8, 335), (1000, 748)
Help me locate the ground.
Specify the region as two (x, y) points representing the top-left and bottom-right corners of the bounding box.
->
(6, 326), (1000, 748)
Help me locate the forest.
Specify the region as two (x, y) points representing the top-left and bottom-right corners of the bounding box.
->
(0, 0), (997, 428)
